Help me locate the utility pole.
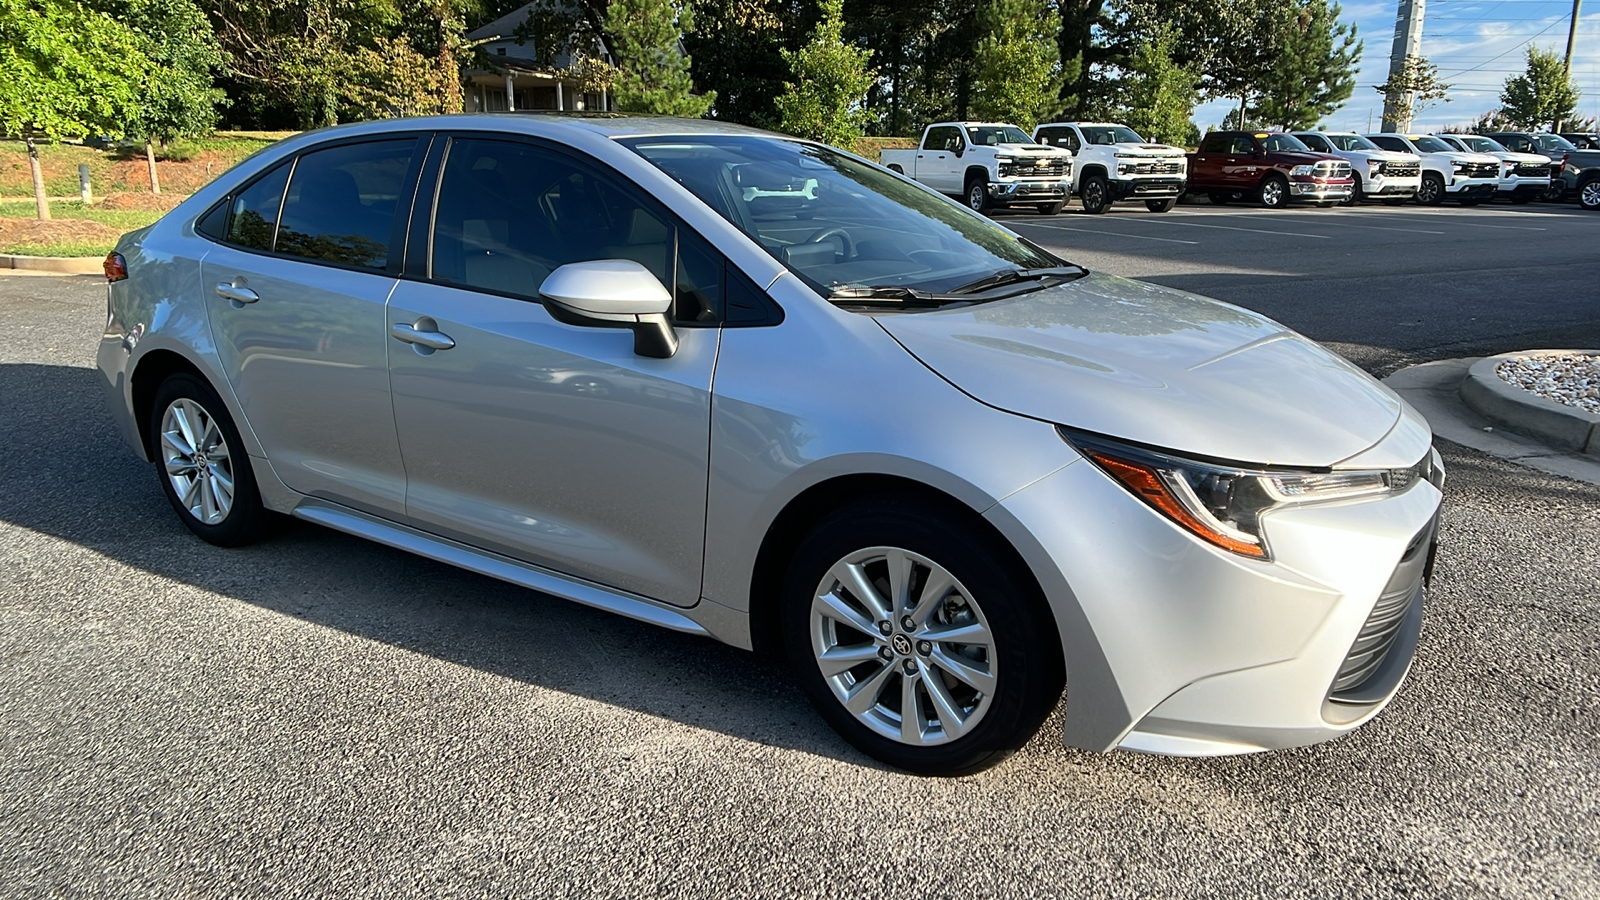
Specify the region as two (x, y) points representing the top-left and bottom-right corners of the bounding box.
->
(1382, 0), (1427, 133)
(1557, 0), (1582, 131)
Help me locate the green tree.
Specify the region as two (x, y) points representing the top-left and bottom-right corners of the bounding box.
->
(773, 0), (875, 145)
(1500, 45), (1581, 131)
(607, 0), (712, 116)
(0, 0), (152, 219)
(1250, 0), (1360, 130)
(1374, 54), (1450, 131)
(685, 0), (797, 126)
(1113, 23), (1198, 145)
(969, 0), (1061, 130)
(117, 0), (226, 193)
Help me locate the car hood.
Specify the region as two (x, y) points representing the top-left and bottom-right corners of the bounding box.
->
(1490, 151), (1552, 164)
(995, 143), (1071, 157)
(1106, 142), (1186, 158)
(876, 274), (1404, 467)
(1364, 150), (1420, 163)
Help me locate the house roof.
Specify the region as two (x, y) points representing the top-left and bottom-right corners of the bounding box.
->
(466, 2), (539, 41)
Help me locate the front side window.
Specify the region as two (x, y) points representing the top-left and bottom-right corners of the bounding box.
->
(275, 139), (416, 268)
(428, 138), (720, 322)
(1229, 136), (1256, 154)
(621, 135), (1065, 301)
(1368, 136), (1407, 153)
(925, 127), (959, 152)
(1080, 125), (1144, 145)
(1297, 134), (1332, 152)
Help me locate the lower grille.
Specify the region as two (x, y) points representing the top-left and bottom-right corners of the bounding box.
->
(1460, 162), (1499, 178)
(1514, 163), (1551, 177)
(1381, 161), (1420, 177)
(1329, 520), (1433, 701)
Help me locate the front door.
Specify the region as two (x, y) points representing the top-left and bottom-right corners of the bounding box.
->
(386, 137), (720, 606)
(201, 136), (423, 517)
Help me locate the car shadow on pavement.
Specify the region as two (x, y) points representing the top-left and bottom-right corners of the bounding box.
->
(0, 362), (875, 767)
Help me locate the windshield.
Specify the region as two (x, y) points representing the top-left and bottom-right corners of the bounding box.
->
(1533, 133), (1577, 153)
(966, 125), (1034, 146)
(1328, 134), (1379, 151)
(1261, 134), (1312, 152)
(1081, 125), (1145, 145)
(1410, 136), (1452, 153)
(620, 135), (1065, 299)
(1459, 136), (1508, 153)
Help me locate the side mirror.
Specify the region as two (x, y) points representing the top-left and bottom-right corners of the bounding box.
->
(539, 260), (678, 359)
(952, 145), (964, 158)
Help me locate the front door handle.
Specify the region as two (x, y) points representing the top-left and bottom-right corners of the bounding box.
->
(215, 283), (258, 304)
(391, 322), (455, 351)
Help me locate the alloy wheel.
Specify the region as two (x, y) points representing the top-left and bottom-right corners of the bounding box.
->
(1418, 176), (1442, 204)
(809, 546), (996, 746)
(1261, 179), (1285, 208)
(967, 185), (985, 211)
(1581, 180), (1600, 210)
(159, 398), (235, 525)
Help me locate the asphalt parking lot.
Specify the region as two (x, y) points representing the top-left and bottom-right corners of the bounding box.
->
(2, 203), (1598, 897)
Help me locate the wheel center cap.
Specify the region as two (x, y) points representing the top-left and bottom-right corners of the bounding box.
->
(890, 633), (913, 656)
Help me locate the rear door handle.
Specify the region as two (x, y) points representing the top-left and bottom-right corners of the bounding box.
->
(215, 283), (258, 303)
(391, 322), (455, 351)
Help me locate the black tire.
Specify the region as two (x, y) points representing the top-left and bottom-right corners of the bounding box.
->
(1343, 175), (1363, 206)
(1144, 198), (1177, 213)
(965, 179), (990, 214)
(1577, 176), (1600, 211)
(1079, 174), (1111, 214)
(1416, 173), (1445, 206)
(1036, 199), (1066, 215)
(1257, 173), (1290, 209)
(887, 164), (904, 174)
(1207, 192), (1232, 205)
(1540, 183), (1565, 203)
(780, 498), (1064, 775)
(149, 373), (272, 547)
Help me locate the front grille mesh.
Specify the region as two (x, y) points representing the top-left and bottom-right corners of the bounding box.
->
(1461, 162), (1499, 178)
(1001, 159), (1068, 177)
(1329, 526), (1430, 698)
(1133, 160), (1183, 175)
(1314, 160), (1353, 178)
(1382, 161), (1421, 177)
(1515, 163), (1551, 177)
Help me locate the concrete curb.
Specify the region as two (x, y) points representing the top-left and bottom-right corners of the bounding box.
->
(1459, 351), (1600, 457)
(0, 254), (103, 275)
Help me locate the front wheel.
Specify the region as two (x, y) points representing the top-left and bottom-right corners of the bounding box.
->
(1416, 173), (1445, 206)
(1145, 198), (1177, 213)
(1258, 174), (1289, 209)
(1079, 174), (1111, 214)
(149, 373), (271, 546)
(965, 180), (990, 214)
(781, 500), (1064, 775)
(1343, 175), (1364, 205)
(1580, 177), (1600, 211)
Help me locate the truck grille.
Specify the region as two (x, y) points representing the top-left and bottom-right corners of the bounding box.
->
(1314, 160), (1353, 179)
(1459, 162), (1499, 178)
(1131, 160), (1183, 175)
(1514, 162), (1551, 177)
(1380, 161), (1420, 177)
(1329, 521), (1433, 701)
(1000, 159), (1068, 178)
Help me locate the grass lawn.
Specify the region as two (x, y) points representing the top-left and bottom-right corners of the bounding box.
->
(0, 200), (170, 258)
(1, 132), (294, 198)
(0, 201), (166, 230)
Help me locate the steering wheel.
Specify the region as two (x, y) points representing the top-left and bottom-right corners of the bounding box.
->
(803, 226), (854, 261)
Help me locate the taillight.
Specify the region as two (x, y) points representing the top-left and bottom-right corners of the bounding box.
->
(104, 251), (127, 282)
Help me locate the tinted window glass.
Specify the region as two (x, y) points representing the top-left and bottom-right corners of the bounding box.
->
(1199, 133), (1229, 153)
(227, 163), (290, 251)
(276, 139), (415, 269)
(1229, 136), (1256, 154)
(1298, 134), (1331, 152)
(429, 138), (717, 322)
(1369, 136), (1407, 152)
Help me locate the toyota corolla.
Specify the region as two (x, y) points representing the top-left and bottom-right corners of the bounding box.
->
(98, 116), (1442, 774)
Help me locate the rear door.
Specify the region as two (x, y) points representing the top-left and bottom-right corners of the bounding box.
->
(384, 135), (722, 606)
(200, 135), (425, 518)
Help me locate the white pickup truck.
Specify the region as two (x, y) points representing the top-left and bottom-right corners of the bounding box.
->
(1031, 122), (1188, 214)
(879, 122), (1074, 215)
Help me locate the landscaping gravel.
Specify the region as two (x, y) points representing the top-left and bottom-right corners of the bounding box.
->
(1497, 352), (1600, 416)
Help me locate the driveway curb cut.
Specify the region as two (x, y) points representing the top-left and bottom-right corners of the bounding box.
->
(1458, 351), (1600, 457)
(0, 254), (103, 275)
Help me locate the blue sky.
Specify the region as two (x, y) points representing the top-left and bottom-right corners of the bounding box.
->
(1191, 0), (1600, 132)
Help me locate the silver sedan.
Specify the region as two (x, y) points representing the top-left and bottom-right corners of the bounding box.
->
(98, 115), (1443, 774)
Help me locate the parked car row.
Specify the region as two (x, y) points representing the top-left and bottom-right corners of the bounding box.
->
(880, 121), (1600, 213)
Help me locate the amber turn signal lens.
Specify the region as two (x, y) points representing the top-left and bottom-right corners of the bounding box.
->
(1089, 452), (1267, 558)
(103, 252), (127, 282)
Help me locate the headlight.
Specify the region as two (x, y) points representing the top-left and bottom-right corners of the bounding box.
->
(994, 156), (1016, 165)
(1060, 429), (1435, 559)
(1290, 165), (1315, 176)
(1369, 160), (1384, 175)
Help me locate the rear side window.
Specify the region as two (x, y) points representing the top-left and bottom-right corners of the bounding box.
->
(1199, 133), (1229, 153)
(274, 139), (416, 269)
(227, 164), (290, 251)
(428, 138), (723, 324)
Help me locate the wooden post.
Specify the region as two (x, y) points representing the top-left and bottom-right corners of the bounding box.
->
(26, 135), (50, 221)
(79, 164), (92, 206)
(145, 140), (161, 195)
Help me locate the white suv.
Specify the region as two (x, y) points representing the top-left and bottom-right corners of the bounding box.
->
(1433, 134), (1553, 204)
(1294, 132), (1421, 205)
(1366, 134), (1500, 206)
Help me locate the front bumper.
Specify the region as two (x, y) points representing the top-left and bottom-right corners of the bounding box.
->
(1108, 177), (1186, 200)
(1445, 177), (1498, 196)
(986, 440), (1443, 756)
(1289, 179), (1354, 201)
(987, 180), (1070, 204)
(1368, 173), (1420, 195)
(1496, 176), (1550, 197)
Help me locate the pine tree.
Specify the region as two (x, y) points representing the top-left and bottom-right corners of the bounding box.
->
(773, 0), (875, 146)
(1250, 0), (1360, 131)
(1500, 46), (1580, 131)
(969, 0), (1061, 130)
(607, 0), (713, 117)
(1115, 23), (1198, 145)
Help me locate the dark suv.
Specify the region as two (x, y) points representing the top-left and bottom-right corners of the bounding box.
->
(1558, 133), (1600, 150)
(1480, 132), (1599, 204)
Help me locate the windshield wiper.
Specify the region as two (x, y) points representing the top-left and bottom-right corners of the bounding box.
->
(826, 285), (955, 307)
(948, 265), (1086, 295)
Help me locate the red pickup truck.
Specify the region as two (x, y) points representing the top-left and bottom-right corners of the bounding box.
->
(1187, 131), (1354, 208)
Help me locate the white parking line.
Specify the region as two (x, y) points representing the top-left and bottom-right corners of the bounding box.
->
(1011, 221), (1200, 245)
(1224, 212), (1446, 235)
(1122, 216), (1334, 239)
(1336, 210), (1547, 231)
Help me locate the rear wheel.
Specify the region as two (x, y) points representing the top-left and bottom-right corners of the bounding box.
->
(149, 374), (271, 547)
(1416, 173), (1445, 206)
(1258, 174), (1289, 209)
(1144, 198), (1177, 213)
(781, 499), (1064, 775)
(1580, 176), (1600, 211)
(1079, 174), (1110, 214)
(965, 179), (990, 214)
(1036, 199), (1066, 215)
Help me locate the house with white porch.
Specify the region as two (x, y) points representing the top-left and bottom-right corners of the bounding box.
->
(462, 2), (611, 113)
